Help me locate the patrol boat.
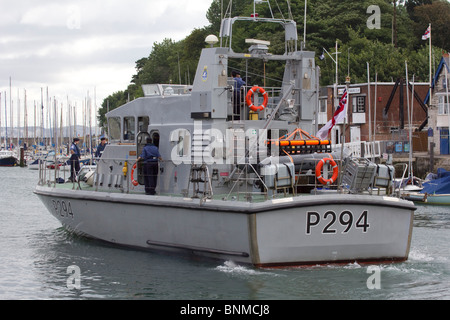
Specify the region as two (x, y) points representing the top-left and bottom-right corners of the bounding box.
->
(34, 7), (416, 267)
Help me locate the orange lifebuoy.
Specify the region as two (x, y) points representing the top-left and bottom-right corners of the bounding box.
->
(131, 162), (139, 186)
(315, 158), (339, 186)
(246, 86), (268, 112)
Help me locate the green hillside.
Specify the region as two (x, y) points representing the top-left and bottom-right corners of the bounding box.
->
(98, 0), (449, 128)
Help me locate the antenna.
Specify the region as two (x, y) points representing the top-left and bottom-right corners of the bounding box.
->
(286, 0), (293, 20)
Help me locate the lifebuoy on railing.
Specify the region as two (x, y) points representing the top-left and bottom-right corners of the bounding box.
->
(246, 86), (268, 112)
(315, 158), (339, 186)
(131, 162), (139, 186)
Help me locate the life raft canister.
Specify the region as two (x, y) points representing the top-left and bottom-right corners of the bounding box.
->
(315, 158), (339, 186)
(246, 86), (268, 112)
(131, 162), (139, 186)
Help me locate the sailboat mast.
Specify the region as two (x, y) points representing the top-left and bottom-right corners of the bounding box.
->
(24, 89), (28, 148)
(9, 77), (12, 150)
(88, 93), (92, 157)
(405, 61), (412, 180)
(73, 104), (77, 140)
(60, 103), (63, 154)
(0, 92), (2, 149)
(17, 88), (20, 148)
(41, 88), (44, 148)
(34, 101), (37, 146)
(47, 88), (50, 149)
(4, 91), (7, 149)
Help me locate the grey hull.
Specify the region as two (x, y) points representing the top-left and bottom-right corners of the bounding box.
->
(35, 185), (415, 267)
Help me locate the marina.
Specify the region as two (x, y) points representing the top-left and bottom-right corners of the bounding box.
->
(0, 0), (449, 303)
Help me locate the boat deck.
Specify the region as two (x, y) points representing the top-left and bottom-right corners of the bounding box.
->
(40, 178), (308, 203)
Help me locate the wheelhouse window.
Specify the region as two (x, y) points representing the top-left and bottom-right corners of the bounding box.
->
(123, 117), (136, 142)
(108, 117), (121, 142)
(138, 116), (150, 133)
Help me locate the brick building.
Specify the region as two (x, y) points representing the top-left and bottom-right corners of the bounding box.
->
(318, 81), (430, 153)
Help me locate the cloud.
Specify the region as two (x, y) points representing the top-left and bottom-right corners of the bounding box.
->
(0, 0), (212, 128)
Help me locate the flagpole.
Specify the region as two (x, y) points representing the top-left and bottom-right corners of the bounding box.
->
(429, 23), (432, 103)
(339, 78), (350, 192)
(334, 41), (340, 142)
(445, 64), (449, 154)
(367, 62), (372, 145)
(405, 61), (411, 179)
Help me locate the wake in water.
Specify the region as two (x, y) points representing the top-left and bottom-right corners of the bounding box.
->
(214, 261), (281, 277)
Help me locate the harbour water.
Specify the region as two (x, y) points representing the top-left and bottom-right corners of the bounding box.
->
(0, 166), (449, 302)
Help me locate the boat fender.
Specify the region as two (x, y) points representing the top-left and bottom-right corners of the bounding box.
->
(131, 162), (139, 186)
(123, 162), (128, 177)
(246, 86), (268, 112)
(315, 158), (339, 186)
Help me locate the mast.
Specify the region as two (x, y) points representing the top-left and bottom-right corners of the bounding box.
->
(73, 104), (77, 140)
(428, 23), (432, 104)
(405, 61), (413, 180)
(54, 97), (57, 153)
(17, 88), (20, 148)
(47, 87), (51, 149)
(68, 96), (72, 147)
(0, 92), (2, 149)
(24, 89), (28, 148)
(373, 73), (378, 144)
(4, 91), (7, 150)
(9, 77), (12, 150)
(83, 97), (86, 156)
(34, 101), (37, 146)
(60, 103), (63, 154)
(367, 62), (372, 145)
(88, 92), (93, 158)
(41, 88), (44, 148)
(445, 61), (449, 158)
(94, 87), (98, 146)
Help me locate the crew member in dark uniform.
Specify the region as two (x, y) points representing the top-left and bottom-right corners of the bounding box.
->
(69, 138), (81, 182)
(137, 137), (162, 195)
(95, 137), (107, 158)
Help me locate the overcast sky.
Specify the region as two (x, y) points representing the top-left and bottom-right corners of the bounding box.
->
(0, 0), (212, 128)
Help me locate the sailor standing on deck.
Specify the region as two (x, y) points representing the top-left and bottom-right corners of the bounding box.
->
(95, 137), (107, 159)
(137, 137), (162, 195)
(69, 138), (81, 182)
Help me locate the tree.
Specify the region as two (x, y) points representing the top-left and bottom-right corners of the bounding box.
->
(405, 0), (433, 18)
(98, 0), (449, 130)
(412, 0), (450, 50)
(98, 91), (127, 129)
